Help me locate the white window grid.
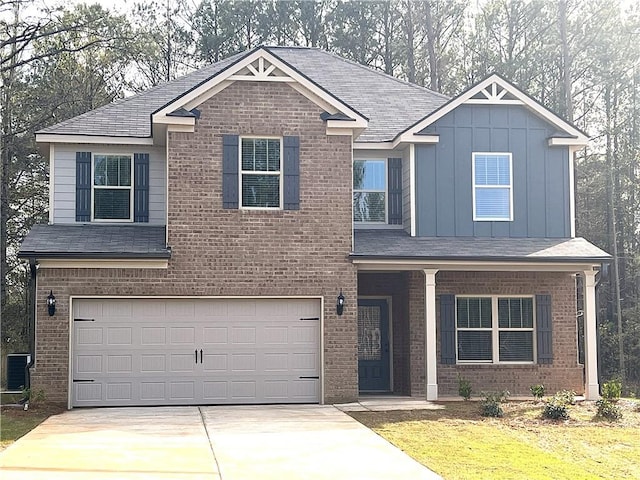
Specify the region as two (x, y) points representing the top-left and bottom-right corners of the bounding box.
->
(239, 136), (283, 210)
(472, 152), (514, 222)
(91, 153), (134, 222)
(455, 295), (536, 364)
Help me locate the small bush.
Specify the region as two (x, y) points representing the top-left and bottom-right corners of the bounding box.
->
(480, 390), (509, 417)
(457, 374), (472, 401)
(555, 389), (576, 405)
(596, 398), (622, 421)
(601, 379), (622, 402)
(530, 384), (545, 400)
(543, 390), (574, 420)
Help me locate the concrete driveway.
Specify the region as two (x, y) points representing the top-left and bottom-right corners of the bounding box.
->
(0, 405), (441, 480)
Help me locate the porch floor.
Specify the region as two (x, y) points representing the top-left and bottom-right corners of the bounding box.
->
(334, 395), (443, 412)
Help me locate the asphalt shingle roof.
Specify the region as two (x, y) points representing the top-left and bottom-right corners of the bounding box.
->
(352, 230), (610, 263)
(18, 224), (170, 259)
(38, 46), (448, 143)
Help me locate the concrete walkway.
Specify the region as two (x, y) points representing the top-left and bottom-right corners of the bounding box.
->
(0, 404), (441, 480)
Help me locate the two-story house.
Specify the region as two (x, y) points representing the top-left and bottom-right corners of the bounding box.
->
(19, 46), (609, 408)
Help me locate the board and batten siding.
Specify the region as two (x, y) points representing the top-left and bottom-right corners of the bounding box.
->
(415, 104), (571, 238)
(53, 144), (166, 224)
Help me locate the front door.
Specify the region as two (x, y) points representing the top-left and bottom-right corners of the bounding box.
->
(357, 299), (390, 392)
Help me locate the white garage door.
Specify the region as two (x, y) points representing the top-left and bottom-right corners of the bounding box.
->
(71, 298), (321, 407)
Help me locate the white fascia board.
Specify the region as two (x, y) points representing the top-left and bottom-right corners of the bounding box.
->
(153, 48), (368, 126)
(36, 134), (154, 146)
(392, 134), (439, 148)
(353, 142), (394, 150)
(326, 118), (367, 129)
(398, 74), (589, 145)
(351, 258), (600, 272)
(38, 259), (169, 269)
(548, 137), (589, 146)
(153, 116), (195, 126)
(167, 124), (195, 133)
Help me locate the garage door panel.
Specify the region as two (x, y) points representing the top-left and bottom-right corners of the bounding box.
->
(72, 298), (320, 407)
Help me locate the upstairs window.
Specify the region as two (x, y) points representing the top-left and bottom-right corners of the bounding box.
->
(353, 160), (386, 223)
(473, 153), (512, 221)
(241, 137), (282, 209)
(456, 296), (535, 363)
(93, 154), (133, 221)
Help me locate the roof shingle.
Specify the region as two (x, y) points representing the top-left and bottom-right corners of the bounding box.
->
(38, 46), (448, 143)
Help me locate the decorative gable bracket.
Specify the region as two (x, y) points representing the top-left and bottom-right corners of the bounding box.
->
(228, 57), (294, 83)
(466, 81), (522, 105)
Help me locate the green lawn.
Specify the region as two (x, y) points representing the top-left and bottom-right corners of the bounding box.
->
(0, 404), (63, 450)
(351, 400), (640, 480)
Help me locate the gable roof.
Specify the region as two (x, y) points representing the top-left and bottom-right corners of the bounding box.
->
(395, 73), (589, 146)
(37, 46), (449, 143)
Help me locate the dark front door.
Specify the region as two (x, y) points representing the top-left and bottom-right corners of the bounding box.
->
(358, 299), (390, 392)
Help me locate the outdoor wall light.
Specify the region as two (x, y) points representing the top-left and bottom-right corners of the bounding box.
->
(47, 290), (56, 316)
(336, 289), (345, 316)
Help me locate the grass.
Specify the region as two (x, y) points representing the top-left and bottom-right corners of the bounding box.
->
(351, 399), (640, 480)
(0, 399), (64, 451)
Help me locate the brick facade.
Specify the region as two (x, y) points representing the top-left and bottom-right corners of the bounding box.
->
(358, 270), (583, 399)
(32, 81), (358, 405)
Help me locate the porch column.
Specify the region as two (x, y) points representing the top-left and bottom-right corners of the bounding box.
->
(583, 270), (600, 400)
(423, 269), (439, 400)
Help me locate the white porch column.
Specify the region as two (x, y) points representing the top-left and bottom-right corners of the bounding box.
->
(423, 269), (439, 400)
(583, 270), (600, 400)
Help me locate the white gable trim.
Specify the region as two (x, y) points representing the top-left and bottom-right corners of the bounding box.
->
(152, 47), (368, 131)
(396, 74), (588, 146)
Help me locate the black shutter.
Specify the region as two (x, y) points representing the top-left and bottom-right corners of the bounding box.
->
(440, 294), (456, 365)
(75, 152), (91, 221)
(134, 153), (150, 222)
(388, 157), (402, 225)
(536, 294), (553, 364)
(283, 136), (300, 210)
(222, 135), (239, 208)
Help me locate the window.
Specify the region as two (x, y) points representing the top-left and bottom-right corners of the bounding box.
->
(456, 296), (535, 363)
(353, 160), (386, 223)
(473, 153), (512, 221)
(93, 154), (133, 221)
(240, 137), (282, 208)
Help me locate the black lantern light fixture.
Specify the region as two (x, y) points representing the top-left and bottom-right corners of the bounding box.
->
(47, 290), (56, 316)
(336, 289), (345, 316)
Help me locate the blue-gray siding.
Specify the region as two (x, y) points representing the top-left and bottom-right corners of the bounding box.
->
(53, 144), (166, 224)
(415, 104), (571, 238)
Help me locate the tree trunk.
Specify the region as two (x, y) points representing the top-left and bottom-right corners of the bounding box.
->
(558, 0), (573, 120)
(404, 1), (415, 84)
(424, 0), (438, 91)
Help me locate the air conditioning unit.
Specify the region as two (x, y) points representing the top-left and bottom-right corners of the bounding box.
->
(6, 353), (31, 391)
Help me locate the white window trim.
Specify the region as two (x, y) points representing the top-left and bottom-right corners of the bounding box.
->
(91, 153), (134, 223)
(239, 136), (283, 210)
(353, 158), (388, 225)
(472, 152), (514, 222)
(455, 295), (536, 365)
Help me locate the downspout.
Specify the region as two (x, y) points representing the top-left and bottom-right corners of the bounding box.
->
(26, 258), (37, 389)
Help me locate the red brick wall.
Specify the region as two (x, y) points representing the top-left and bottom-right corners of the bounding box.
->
(34, 80), (358, 405)
(408, 271), (583, 397)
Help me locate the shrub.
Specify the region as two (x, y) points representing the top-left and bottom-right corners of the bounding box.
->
(542, 390), (575, 420)
(480, 391), (509, 417)
(555, 389), (576, 405)
(596, 398), (622, 421)
(530, 384), (545, 400)
(601, 379), (622, 402)
(457, 374), (472, 401)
